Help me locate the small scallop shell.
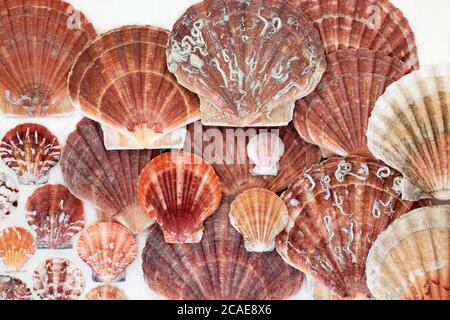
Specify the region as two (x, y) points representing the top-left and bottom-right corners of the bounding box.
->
(0, 171), (19, 220)
(0, 227), (35, 272)
(85, 285), (128, 300)
(0, 276), (32, 300)
(77, 222), (137, 282)
(247, 133), (286, 176)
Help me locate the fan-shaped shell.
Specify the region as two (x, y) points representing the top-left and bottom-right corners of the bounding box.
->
(0, 275), (32, 300)
(142, 195), (303, 300)
(0, 0), (96, 117)
(167, 0), (326, 126)
(306, 276), (368, 300)
(367, 64), (450, 201)
(68, 25), (200, 150)
(77, 222), (137, 282)
(60, 118), (156, 234)
(366, 206), (450, 300)
(0, 171), (19, 220)
(0, 123), (60, 185)
(0, 227), (35, 272)
(25, 184), (85, 249)
(85, 285), (128, 300)
(247, 132), (286, 176)
(276, 156), (415, 299)
(294, 48), (407, 158)
(294, 0), (419, 71)
(229, 188), (288, 252)
(33, 258), (84, 300)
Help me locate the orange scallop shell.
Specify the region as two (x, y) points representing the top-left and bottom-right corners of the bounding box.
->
(85, 285), (128, 300)
(0, 227), (35, 272)
(0, 275), (32, 300)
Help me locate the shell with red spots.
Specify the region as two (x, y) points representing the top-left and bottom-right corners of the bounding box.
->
(85, 285), (128, 300)
(0, 171), (19, 220)
(0, 227), (35, 272)
(0, 276), (32, 300)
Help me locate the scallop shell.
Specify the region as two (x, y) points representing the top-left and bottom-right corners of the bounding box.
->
(142, 195), (303, 300)
(0, 227), (35, 272)
(367, 64), (450, 201)
(367, 206), (450, 300)
(25, 184), (85, 249)
(60, 118), (156, 234)
(33, 258), (84, 300)
(247, 132), (285, 176)
(137, 151), (222, 243)
(0, 171), (19, 220)
(167, 0), (326, 126)
(77, 222), (137, 282)
(295, 0), (419, 71)
(85, 285), (128, 300)
(0, 123), (60, 185)
(276, 156), (414, 299)
(306, 276), (369, 300)
(185, 121), (321, 195)
(294, 48), (407, 158)
(0, 0), (96, 117)
(68, 25), (200, 150)
(229, 188), (288, 252)
(0, 275), (32, 300)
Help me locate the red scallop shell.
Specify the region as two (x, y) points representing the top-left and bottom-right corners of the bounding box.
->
(0, 227), (35, 272)
(0, 276), (32, 300)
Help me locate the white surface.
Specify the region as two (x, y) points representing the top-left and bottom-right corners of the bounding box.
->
(0, 0), (449, 301)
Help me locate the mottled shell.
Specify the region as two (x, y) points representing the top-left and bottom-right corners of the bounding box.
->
(0, 124), (60, 185)
(142, 195), (303, 300)
(0, 276), (32, 300)
(25, 184), (85, 249)
(33, 258), (85, 300)
(69, 25), (200, 150)
(0, 0), (96, 117)
(277, 156), (414, 299)
(367, 64), (450, 201)
(0, 171), (19, 220)
(138, 152), (222, 243)
(294, 48), (407, 158)
(77, 222), (137, 282)
(229, 188), (288, 252)
(0, 227), (35, 272)
(185, 121), (321, 195)
(60, 118), (156, 234)
(366, 206), (450, 300)
(85, 285), (128, 300)
(167, 0), (326, 126)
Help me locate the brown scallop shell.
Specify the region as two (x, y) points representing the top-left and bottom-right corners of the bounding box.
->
(0, 227), (35, 272)
(137, 151), (222, 243)
(0, 123), (60, 185)
(277, 156), (415, 299)
(167, 0), (326, 126)
(0, 275), (32, 300)
(60, 118), (157, 234)
(25, 184), (85, 249)
(68, 25), (200, 150)
(0, 0), (96, 117)
(142, 195), (303, 300)
(85, 285), (128, 300)
(0, 171), (19, 220)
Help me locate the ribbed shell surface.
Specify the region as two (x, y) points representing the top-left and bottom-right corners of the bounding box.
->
(0, 227), (35, 272)
(0, 275), (32, 300)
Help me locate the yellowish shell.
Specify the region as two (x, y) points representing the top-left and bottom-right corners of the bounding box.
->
(0, 227), (35, 272)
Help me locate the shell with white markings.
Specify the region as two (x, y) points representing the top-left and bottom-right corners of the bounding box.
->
(0, 171), (19, 220)
(0, 227), (35, 272)
(0, 276), (32, 300)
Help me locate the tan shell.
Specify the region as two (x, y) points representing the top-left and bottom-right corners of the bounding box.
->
(85, 285), (128, 300)
(0, 227), (35, 272)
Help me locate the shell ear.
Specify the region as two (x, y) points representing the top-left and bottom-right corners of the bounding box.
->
(401, 178), (431, 201)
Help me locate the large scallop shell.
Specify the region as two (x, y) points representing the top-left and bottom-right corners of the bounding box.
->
(0, 275), (32, 300)
(138, 151), (222, 243)
(68, 25), (200, 150)
(185, 121), (321, 195)
(142, 195), (303, 300)
(167, 0), (326, 126)
(229, 188), (288, 252)
(276, 156), (415, 299)
(295, 0), (419, 71)
(85, 285), (128, 300)
(294, 48), (407, 158)
(0, 0), (96, 117)
(0, 227), (35, 272)
(367, 64), (450, 201)
(0, 171), (19, 220)
(77, 222), (137, 283)
(0, 123), (60, 185)
(60, 118), (157, 234)
(33, 258), (84, 300)
(25, 184), (85, 249)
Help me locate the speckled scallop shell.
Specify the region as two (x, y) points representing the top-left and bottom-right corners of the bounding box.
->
(0, 0), (96, 117)
(33, 258), (84, 300)
(185, 121), (321, 195)
(229, 188), (288, 252)
(0, 227), (35, 272)
(366, 206), (450, 300)
(61, 118), (157, 234)
(25, 184), (85, 249)
(368, 64), (450, 201)
(0, 171), (19, 220)
(138, 151), (222, 243)
(85, 285), (128, 300)
(294, 48), (407, 158)
(77, 222), (137, 282)
(295, 0), (419, 71)
(0, 124), (60, 185)
(276, 156), (415, 299)
(0, 276), (32, 300)
(167, 0), (326, 126)
(142, 195), (303, 300)
(68, 25), (200, 150)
